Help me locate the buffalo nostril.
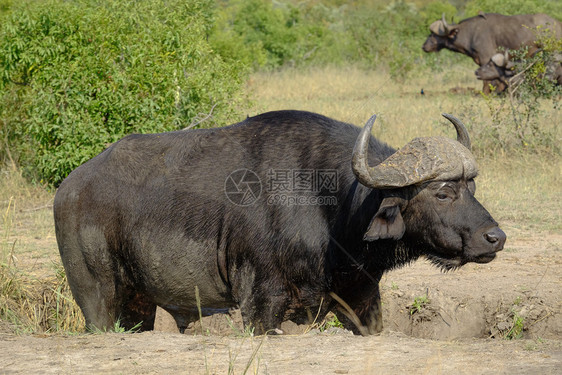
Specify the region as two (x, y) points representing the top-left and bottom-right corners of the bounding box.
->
(484, 228), (506, 251)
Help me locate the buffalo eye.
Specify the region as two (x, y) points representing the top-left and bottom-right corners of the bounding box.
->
(436, 192), (450, 201)
(435, 185), (456, 202)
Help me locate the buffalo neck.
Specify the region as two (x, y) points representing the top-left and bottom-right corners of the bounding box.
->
(327, 180), (422, 279)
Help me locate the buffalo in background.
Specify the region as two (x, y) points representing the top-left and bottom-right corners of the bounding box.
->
(423, 12), (562, 93)
(475, 50), (562, 91)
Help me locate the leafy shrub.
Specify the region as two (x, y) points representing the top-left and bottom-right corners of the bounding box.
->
(0, 0), (249, 186)
(212, 0), (470, 74)
(433, 2), (561, 157)
(211, 0), (335, 69)
(323, 1), (467, 78)
(212, 0), (289, 68)
(465, 0), (562, 20)
(0, 0), (12, 18)
(467, 31), (561, 154)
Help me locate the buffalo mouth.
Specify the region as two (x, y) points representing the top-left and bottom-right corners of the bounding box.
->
(475, 71), (495, 81)
(425, 252), (463, 271)
(424, 248), (497, 271)
(422, 44), (437, 53)
(469, 252), (497, 264)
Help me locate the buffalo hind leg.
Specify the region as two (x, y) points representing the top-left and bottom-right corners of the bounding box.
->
(59, 236), (118, 331)
(60, 228), (154, 332)
(66, 267), (117, 332)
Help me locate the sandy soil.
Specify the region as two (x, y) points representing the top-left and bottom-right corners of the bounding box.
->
(1, 330), (560, 374)
(1, 233), (560, 374)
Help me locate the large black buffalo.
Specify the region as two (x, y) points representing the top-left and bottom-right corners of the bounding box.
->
(54, 110), (506, 335)
(422, 13), (562, 93)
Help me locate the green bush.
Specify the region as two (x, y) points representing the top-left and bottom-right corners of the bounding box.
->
(0, 0), (249, 186)
(338, 1), (454, 77)
(0, 0), (12, 18)
(211, 0), (335, 69)
(482, 33), (561, 153)
(213, 0), (441, 74)
(459, 31), (561, 156)
(465, 0), (562, 20)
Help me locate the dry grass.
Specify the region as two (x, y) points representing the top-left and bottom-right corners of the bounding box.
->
(1, 164), (84, 333)
(1, 65), (560, 334)
(477, 155), (562, 236)
(245, 65), (482, 147)
(1, 165), (58, 277)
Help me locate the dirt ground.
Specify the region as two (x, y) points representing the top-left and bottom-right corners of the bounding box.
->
(1, 232), (561, 374)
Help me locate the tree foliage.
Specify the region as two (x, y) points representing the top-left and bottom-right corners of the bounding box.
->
(0, 0), (248, 186)
(465, 0), (562, 20)
(476, 31), (561, 153)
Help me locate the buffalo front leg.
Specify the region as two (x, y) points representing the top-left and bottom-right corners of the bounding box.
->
(230, 264), (288, 335)
(240, 292), (289, 335)
(332, 282), (383, 335)
(357, 285), (383, 334)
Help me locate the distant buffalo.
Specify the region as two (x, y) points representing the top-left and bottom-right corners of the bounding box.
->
(475, 50), (562, 91)
(55, 110), (506, 335)
(474, 51), (517, 93)
(423, 13), (562, 93)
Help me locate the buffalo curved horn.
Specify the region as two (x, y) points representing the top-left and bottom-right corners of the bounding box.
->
(351, 114), (377, 189)
(442, 13), (449, 32)
(491, 52), (506, 67)
(441, 113), (471, 150)
(352, 114), (477, 189)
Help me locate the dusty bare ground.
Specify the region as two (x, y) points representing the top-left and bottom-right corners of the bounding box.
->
(1, 330), (560, 374)
(1, 232), (561, 374)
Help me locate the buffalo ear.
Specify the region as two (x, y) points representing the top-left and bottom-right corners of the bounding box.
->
(364, 197), (406, 241)
(447, 27), (459, 38)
